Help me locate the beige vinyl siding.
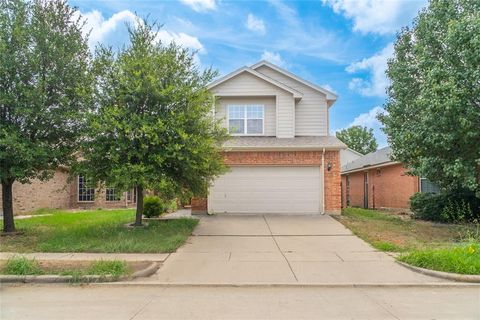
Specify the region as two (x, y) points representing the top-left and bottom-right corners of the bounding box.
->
(208, 166), (322, 214)
(215, 97), (276, 136)
(211, 71), (295, 138)
(255, 65), (329, 136)
(276, 93), (295, 138)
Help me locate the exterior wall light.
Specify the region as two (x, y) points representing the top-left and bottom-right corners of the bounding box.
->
(327, 162), (332, 171)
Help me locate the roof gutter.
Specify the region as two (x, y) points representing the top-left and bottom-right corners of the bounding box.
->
(341, 161), (400, 175)
(222, 146), (347, 152)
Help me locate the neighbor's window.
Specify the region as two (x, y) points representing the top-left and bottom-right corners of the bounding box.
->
(228, 105), (264, 135)
(78, 176), (95, 202)
(106, 188), (121, 202)
(420, 178), (441, 194)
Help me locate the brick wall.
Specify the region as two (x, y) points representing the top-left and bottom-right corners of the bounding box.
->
(68, 178), (136, 210)
(0, 169), (71, 215)
(0, 169), (136, 215)
(192, 150), (342, 214)
(341, 163), (419, 210)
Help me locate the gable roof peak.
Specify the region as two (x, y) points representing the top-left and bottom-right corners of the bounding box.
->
(250, 60), (338, 101)
(207, 65), (303, 98)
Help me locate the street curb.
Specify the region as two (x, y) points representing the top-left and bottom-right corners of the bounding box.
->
(87, 282), (480, 288)
(0, 262), (160, 284)
(396, 261), (480, 283)
(131, 261), (160, 278)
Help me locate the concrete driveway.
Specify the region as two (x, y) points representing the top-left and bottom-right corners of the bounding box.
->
(146, 214), (444, 285)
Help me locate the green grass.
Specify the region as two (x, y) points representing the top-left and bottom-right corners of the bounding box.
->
(3, 256), (43, 275)
(1, 209), (198, 253)
(398, 243), (480, 275)
(59, 260), (130, 280)
(371, 241), (405, 252)
(2, 256), (131, 279)
(336, 207), (480, 274)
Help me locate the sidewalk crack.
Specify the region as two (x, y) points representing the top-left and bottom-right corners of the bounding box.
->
(263, 215), (298, 282)
(129, 296), (155, 320)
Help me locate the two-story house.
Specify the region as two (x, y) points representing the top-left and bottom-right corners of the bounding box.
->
(191, 61), (346, 215)
(0, 60), (346, 216)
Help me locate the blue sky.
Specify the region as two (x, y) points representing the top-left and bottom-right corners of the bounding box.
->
(69, 0), (428, 147)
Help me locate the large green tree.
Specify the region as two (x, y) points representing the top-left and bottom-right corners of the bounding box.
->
(380, 0), (480, 194)
(336, 125), (378, 155)
(0, 0), (92, 232)
(80, 21), (228, 226)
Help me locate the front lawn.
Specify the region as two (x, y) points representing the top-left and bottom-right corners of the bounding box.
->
(0, 209), (198, 253)
(335, 207), (473, 252)
(335, 208), (480, 274)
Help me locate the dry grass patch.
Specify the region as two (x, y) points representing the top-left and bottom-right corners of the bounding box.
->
(334, 207), (474, 252)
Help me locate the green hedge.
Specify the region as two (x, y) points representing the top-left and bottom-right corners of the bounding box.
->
(410, 191), (480, 223)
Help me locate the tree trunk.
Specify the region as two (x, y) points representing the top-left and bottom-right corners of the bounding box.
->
(2, 180), (16, 233)
(134, 185), (144, 226)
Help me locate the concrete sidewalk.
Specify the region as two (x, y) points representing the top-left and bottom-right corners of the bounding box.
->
(2, 284), (479, 319)
(144, 214), (446, 285)
(0, 252), (169, 262)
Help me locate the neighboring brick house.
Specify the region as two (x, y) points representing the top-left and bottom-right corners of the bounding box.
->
(341, 147), (440, 210)
(0, 169), (136, 215)
(192, 60), (346, 215)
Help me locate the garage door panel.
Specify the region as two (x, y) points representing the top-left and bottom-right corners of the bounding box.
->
(208, 166), (322, 214)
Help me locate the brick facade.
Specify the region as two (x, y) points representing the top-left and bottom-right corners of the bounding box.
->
(341, 163), (419, 210)
(0, 169), (136, 215)
(192, 150), (342, 214)
(0, 169), (71, 215)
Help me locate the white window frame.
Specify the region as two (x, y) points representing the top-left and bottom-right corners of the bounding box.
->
(77, 176), (95, 202)
(227, 104), (265, 136)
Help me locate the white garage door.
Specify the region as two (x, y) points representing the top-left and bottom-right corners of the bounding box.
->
(208, 166), (322, 214)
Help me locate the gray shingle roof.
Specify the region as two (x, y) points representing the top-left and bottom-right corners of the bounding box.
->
(223, 136), (347, 151)
(341, 147), (394, 173)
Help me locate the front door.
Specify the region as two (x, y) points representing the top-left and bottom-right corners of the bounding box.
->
(363, 172), (369, 208)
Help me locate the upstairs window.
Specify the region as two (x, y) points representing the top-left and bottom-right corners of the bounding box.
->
(78, 176), (95, 202)
(228, 105), (264, 135)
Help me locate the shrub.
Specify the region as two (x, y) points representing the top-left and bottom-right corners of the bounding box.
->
(410, 191), (480, 223)
(143, 196), (168, 218)
(410, 192), (445, 221)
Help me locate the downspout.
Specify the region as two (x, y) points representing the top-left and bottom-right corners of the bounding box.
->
(322, 148), (326, 215)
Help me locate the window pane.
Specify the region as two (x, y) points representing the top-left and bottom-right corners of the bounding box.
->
(78, 176), (95, 202)
(106, 188), (120, 202)
(228, 105), (244, 119)
(247, 119), (263, 134)
(247, 105), (263, 119)
(421, 178), (441, 194)
(229, 119), (244, 134)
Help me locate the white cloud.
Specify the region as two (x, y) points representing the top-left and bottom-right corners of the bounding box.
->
(155, 30), (204, 52)
(346, 43), (393, 97)
(77, 10), (205, 63)
(246, 14), (266, 35)
(261, 51), (286, 68)
(322, 0), (426, 34)
(78, 10), (139, 50)
(349, 106), (388, 147)
(180, 0), (217, 12)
